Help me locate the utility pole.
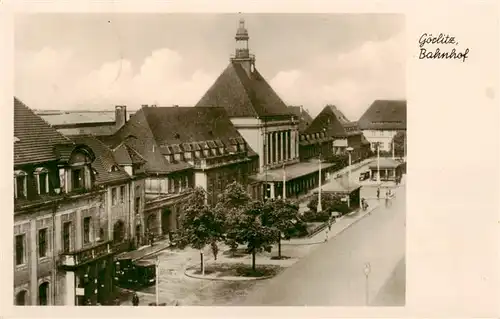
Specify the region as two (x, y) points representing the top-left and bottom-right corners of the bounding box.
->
(376, 142), (381, 183)
(155, 256), (159, 306)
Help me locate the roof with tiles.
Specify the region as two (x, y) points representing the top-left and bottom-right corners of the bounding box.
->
(305, 104), (363, 139)
(358, 100), (407, 131)
(14, 97), (73, 166)
(69, 135), (130, 185)
(196, 62), (291, 118)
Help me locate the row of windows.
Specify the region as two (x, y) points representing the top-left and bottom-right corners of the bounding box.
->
(300, 131), (327, 142)
(265, 130), (293, 165)
(15, 216), (95, 266)
(164, 144), (246, 163)
(14, 166), (89, 200)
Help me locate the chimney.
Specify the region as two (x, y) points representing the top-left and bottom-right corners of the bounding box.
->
(115, 105), (127, 130)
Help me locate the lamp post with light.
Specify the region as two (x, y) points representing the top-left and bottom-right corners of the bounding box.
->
(364, 262), (371, 306)
(346, 146), (354, 207)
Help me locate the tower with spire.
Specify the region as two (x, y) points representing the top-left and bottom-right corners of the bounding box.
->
(231, 18), (255, 75)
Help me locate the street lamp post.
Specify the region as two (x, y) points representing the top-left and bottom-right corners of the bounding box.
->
(376, 142), (381, 183)
(346, 147), (353, 208)
(317, 153), (322, 212)
(364, 262), (371, 306)
(155, 256), (160, 306)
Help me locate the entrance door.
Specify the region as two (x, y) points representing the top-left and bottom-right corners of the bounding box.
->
(113, 220), (125, 243)
(161, 208), (171, 235)
(16, 290), (27, 305)
(38, 282), (49, 305)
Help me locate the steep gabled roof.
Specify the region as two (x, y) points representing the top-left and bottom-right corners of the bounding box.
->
(196, 62), (291, 117)
(288, 105), (313, 132)
(304, 105), (349, 138)
(14, 97), (72, 166)
(358, 100), (407, 130)
(70, 135), (130, 185)
(326, 104), (350, 124)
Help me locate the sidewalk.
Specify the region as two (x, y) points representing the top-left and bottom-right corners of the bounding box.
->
(282, 198), (380, 246)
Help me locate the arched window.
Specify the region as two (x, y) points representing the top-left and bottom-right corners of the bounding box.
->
(113, 220), (125, 243)
(34, 167), (49, 195)
(15, 290), (27, 305)
(14, 170), (27, 199)
(38, 282), (49, 305)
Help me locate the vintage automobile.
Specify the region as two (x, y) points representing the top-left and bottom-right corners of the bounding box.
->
(359, 171), (370, 181)
(113, 257), (156, 289)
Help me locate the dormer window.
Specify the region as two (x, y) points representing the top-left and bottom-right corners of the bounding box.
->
(164, 155), (173, 163)
(174, 153), (182, 161)
(184, 152), (192, 160)
(211, 148), (218, 156)
(194, 150), (201, 158)
(109, 165), (120, 173)
(72, 167), (85, 190)
(14, 170), (27, 199)
(219, 147), (224, 155)
(34, 167), (49, 195)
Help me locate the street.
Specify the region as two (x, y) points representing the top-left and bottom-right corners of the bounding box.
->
(236, 183), (406, 306)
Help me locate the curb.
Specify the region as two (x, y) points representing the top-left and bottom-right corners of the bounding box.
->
(184, 267), (275, 282)
(282, 204), (380, 246)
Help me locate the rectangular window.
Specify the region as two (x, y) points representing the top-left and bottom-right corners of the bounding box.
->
(112, 188), (117, 206)
(38, 228), (47, 258)
(38, 172), (48, 194)
(72, 168), (84, 190)
(135, 197), (141, 214)
(62, 222), (71, 253)
(15, 234), (25, 266)
(15, 175), (26, 199)
(83, 217), (91, 244)
(120, 185), (126, 203)
(174, 178), (180, 193)
(174, 153), (181, 161)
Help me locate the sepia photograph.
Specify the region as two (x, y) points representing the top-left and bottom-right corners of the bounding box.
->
(13, 13), (406, 307)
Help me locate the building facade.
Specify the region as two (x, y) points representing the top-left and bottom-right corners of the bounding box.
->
(357, 99), (407, 152)
(14, 98), (133, 306)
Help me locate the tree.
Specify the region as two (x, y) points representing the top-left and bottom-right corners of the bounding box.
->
(262, 199), (300, 259)
(391, 131), (406, 157)
(308, 193), (350, 215)
(228, 200), (277, 272)
(215, 181), (252, 255)
(177, 187), (224, 275)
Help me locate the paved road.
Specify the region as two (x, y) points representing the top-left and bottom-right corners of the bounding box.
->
(237, 184), (406, 306)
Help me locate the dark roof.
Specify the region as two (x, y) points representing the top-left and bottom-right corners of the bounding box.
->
(304, 105), (350, 138)
(196, 62), (291, 117)
(142, 106), (242, 147)
(14, 97), (72, 166)
(288, 106), (314, 132)
(358, 100), (407, 130)
(70, 135), (130, 185)
(368, 157), (402, 169)
(326, 105), (350, 124)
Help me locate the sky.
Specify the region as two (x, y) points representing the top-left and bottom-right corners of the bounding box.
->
(15, 13), (405, 120)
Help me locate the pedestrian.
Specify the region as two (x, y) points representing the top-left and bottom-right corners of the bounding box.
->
(324, 226), (329, 242)
(114, 297), (121, 306)
(376, 188), (380, 200)
(149, 231), (154, 246)
(132, 292), (139, 306)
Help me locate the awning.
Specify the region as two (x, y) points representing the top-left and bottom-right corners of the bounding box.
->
(368, 158), (402, 169)
(249, 161), (336, 182)
(319, 178), (361, 194)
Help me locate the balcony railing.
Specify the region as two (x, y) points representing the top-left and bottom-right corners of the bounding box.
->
(59, 240), (115, 268)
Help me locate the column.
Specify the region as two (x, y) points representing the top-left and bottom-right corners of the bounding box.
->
(290, 131), (296, 159)
(156, 209), (163, 237)
(259, 133), (265, 171)
(284, 131), (288, 162)
(280, 131), (284, 162)
(270, 182), (275, 199)
(129, 182), (135, 241)
(274, 132), (278, 164)
(295, 131), (299, 160)
(75, 209), (82, 249)
(29, 220), (38, 305)
(65, 272), (76, 306)
(267, 133), (271, 165)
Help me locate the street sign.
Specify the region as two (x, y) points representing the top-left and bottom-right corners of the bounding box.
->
(364, 262), (371, 276)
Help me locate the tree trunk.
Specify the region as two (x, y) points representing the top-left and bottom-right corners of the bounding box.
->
(251, 248), (256, 272)
(278, 233), (282, 258)
(200, 250), (205, 276)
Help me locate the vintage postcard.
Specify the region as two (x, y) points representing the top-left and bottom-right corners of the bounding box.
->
(2, 0), (498, 318)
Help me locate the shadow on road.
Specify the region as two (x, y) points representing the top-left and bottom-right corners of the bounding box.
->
(371, 257), (406, 307)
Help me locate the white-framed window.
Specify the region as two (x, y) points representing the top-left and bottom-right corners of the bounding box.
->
(184, 152), (192, 160)
(15, 234), (26, 266)
(174, 153), (181, 161)
(83, 217), (92, 244)
(111, 188), (117, 206)
(34, 167), (49, 195)
(120, 185), (126, 203)
(195, 150), (201, 158)
(14, 170), (28, 199)
(219, 147), (224, 155)
(38, 228), (48, 259)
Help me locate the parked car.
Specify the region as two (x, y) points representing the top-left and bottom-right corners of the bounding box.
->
(114, 257), (156, 289)
(359, 171), (370, 181)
